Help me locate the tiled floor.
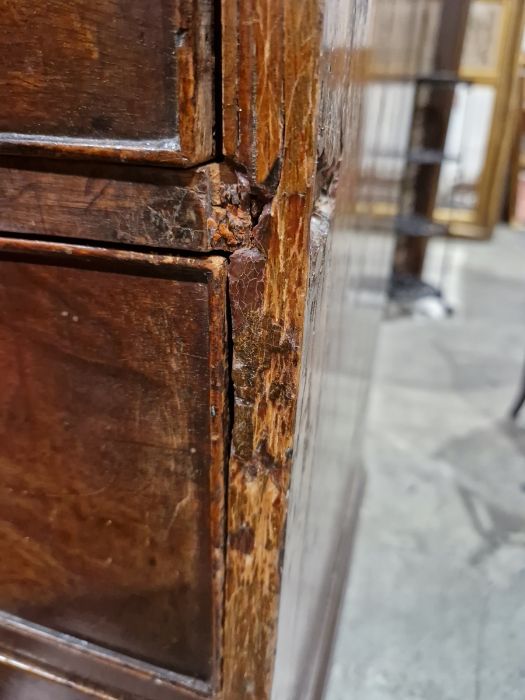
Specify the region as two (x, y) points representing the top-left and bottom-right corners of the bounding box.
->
(326, 227), (525, 700)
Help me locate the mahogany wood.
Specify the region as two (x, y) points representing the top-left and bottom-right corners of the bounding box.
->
(221, 2), (380, 699)
(0, 0), (214, 165)
(0, 1), (391, 698)
(0, 159), (251, 252)
(0, 239), (227, 696)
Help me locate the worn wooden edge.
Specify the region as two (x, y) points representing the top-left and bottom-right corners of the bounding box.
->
(204, 256), (229, 695)
(175, 0), (215, 161)
(0, 136), (197, 166)
(0, 155), (204, 183)
(0, 159), (253, 253)
(0, 618), (210, 700)
(221, 0), (240, 161)
(0, 237), (228, 700)
(268, 193), (334, 700)
(221, 0), (371, 696)
(0, 236), (225, 277)
(270, 2), (374, 687)
(221, 0), (324, 697)
(221, 0), (285, 188)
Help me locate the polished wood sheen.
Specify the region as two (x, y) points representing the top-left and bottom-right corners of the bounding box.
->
(0, 657), (101, 699)
(0, 240), (227, 686)
(0, 0), (214, 164)
(0, 1), (393, 698)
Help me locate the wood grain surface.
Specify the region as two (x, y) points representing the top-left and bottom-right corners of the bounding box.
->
(0, 240), (228, 689)
(221, 1), (378, 698)
(222, 0), (284, 188)
(272, 4), (375, 693)
(222, 1), (323, 697)
(0, 0), (214, 164)
(0, 159), (252, 252)
(0, 1), (379, 697)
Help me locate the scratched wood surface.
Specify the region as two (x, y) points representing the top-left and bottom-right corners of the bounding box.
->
(221, 1), (382, 698)
(0, 1), (383, 697)
(0, 159), (252, 252)
(222, 1), (326, 698)
(0, 240), (227, 690)
(270, 3), (388, 697)
(221, 0), (284, 188)
(0, 0), (214, 164)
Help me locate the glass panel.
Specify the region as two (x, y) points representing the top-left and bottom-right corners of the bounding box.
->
(461, 1), (504, 75)
(370, 0), (442, 76)
(359, 82), (415, 207)
(435, 84), (496, 211)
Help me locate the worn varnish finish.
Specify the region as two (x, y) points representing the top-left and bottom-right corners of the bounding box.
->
(220, 1), (390, 698)
(221, 0), (285, 187)
(0, 1), (386, 698)
(0, 159), (252, 252)
(222, 1), (336, 698)
(0, 655), (114, 700)
(272, 3), (386, 698)
(0, 0), (214, 164)
(0, 239), (227, 694)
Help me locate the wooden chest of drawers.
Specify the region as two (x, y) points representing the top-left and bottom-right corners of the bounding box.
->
(0, 0), (391, 698)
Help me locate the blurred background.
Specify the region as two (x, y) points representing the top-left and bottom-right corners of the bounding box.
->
(325, 1), (525, 697)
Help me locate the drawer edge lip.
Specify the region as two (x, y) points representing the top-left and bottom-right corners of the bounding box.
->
(0, 613), (213, 699)
(0, 237), (227, 279)
(0, 134), (215, 168)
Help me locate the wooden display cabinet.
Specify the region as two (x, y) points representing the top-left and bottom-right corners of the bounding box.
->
(362, 0), (525, 241)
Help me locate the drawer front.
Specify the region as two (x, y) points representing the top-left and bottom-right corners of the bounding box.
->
(0, 158), (214, 252)
(0, 159), (249, 254)
(0, 657), (97, 699)
(0, 240), (227, 696)
(0, 0), (214, 164)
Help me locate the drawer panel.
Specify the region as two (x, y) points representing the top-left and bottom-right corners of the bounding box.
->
(0, 240), (227, 688)
(0, 159), (248, 253)
(0, 159), (213, 252)
(0, 0), (214, 164)
(0, 656), (96, 699)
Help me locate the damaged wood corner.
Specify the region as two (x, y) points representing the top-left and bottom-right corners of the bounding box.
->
(219, 0), (335, 695)
(223, 190), (314, 700)
(222, 183), (317, 700)
(205, 162), (276, 253)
